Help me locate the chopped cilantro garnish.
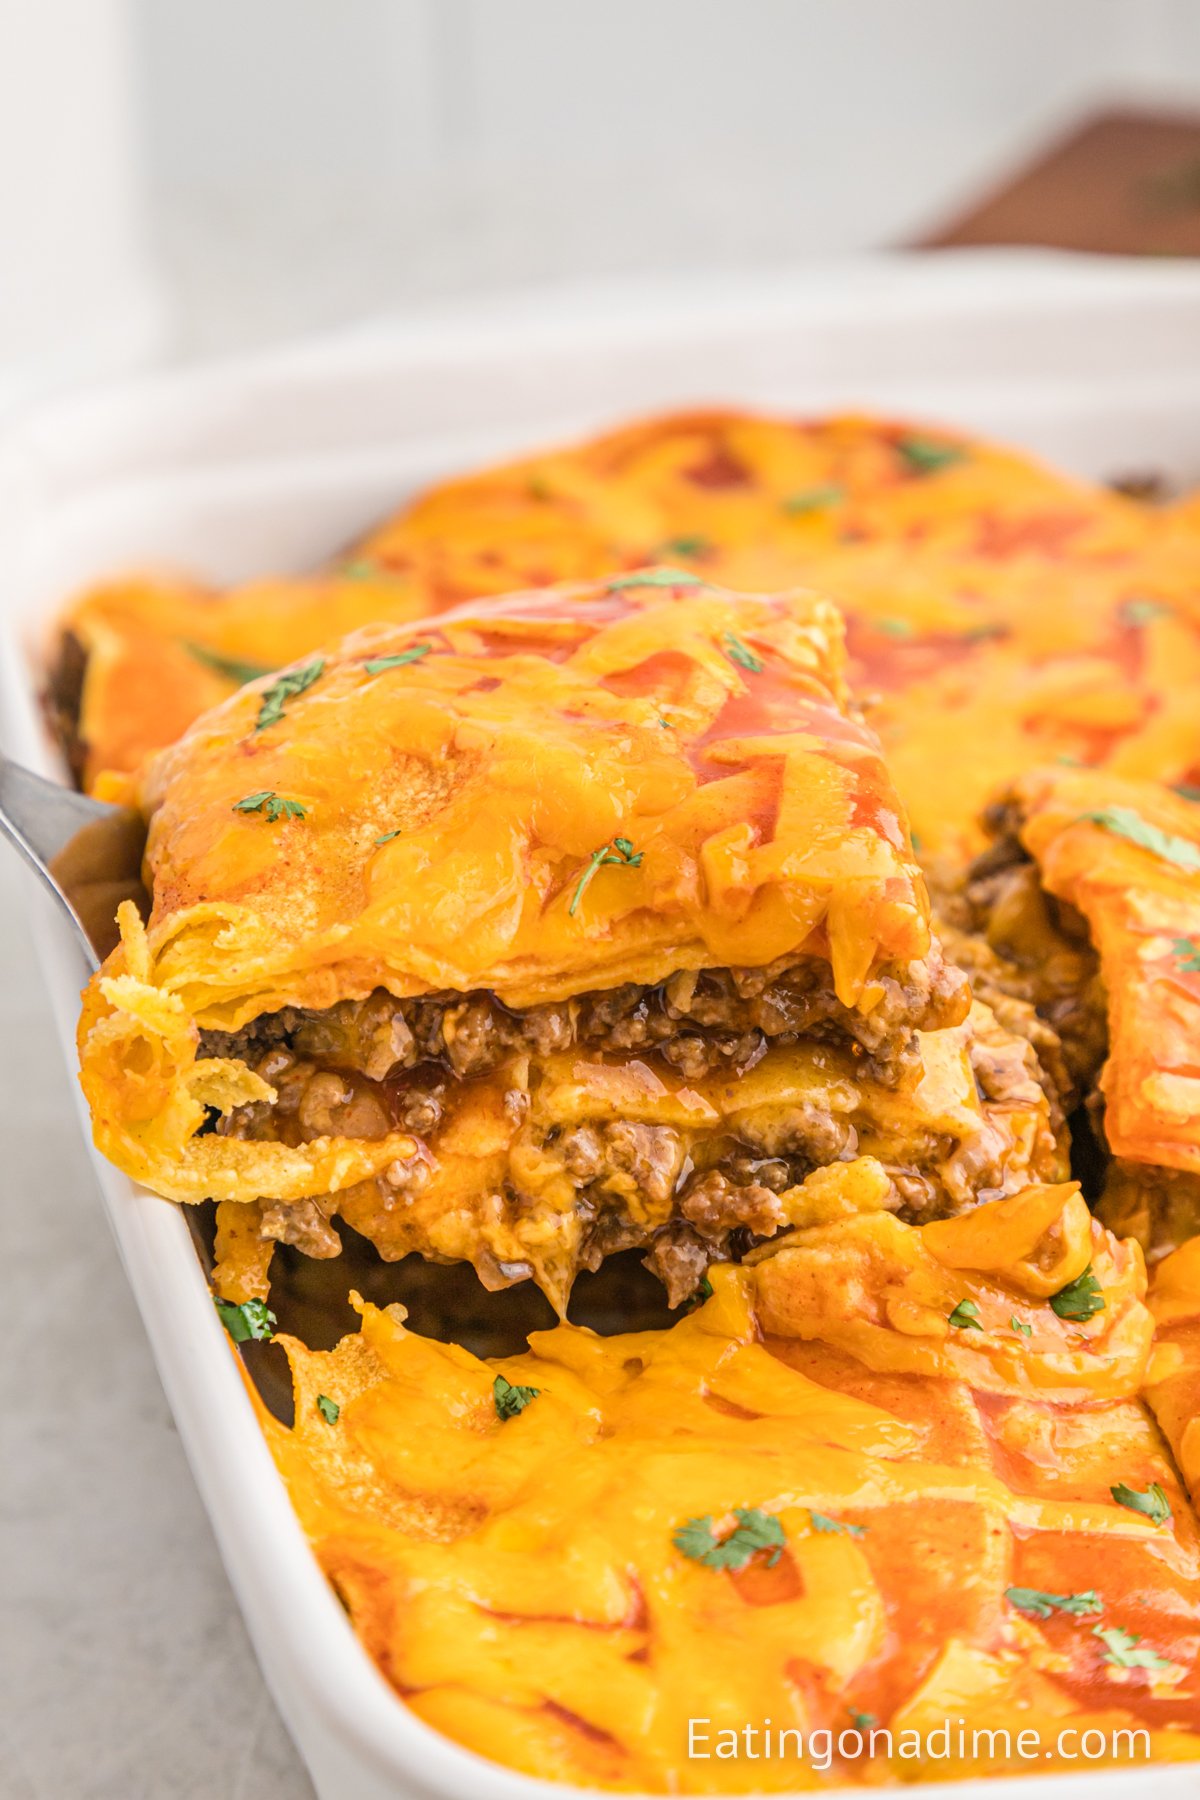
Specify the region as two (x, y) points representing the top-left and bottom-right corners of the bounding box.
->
(1049, 1265), (1105, 1322)
(810, 1510), (866, 1537)
(493, 1374), (540, 1420)
(1079, 805), (1200, 873)
(1173, 783), (1200, 803)
(673, 1508), (786, 1571)
(783, 485), (844, 515)
(1093, 1624), (1173, 1672)
(722, 631), (764, 673)
(363, 644), (432, 673)
(1005, 1586), (1102, 1619)
(568, 835), (643, 917)
(948, 1299), (983, 1331)
(374, 828), (402, 846)
(232, 791), (307, 823)
(184, 642), (272, 686)
(255, 657), (324, 732)
(1111, 1480), (1172, 1526)
(1011, 1316), (1032, 1337)
(340, 559), (380, 579)
(1172, 936), (1200, 972)
(214, 1296), (276, 1342)
(1119, 596), (1172, 626)
(848, 1710), (876, 1732)
(607, 567), (704, 591)
(316, 1394), (340, 1425)
(875, 617), (914, 638)
(659, 534), (712, 557)
(896, 436), (966, 475)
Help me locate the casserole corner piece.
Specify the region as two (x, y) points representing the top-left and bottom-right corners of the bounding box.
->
(76, 571), (958, 1311)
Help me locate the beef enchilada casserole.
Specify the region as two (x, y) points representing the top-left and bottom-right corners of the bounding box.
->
(80, 573), (1067, 1317)
(54, 406), (1200, 1790)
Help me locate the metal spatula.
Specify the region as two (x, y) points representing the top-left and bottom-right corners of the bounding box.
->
(0, 752), (148, 967)
(0, 752), (303, 1405)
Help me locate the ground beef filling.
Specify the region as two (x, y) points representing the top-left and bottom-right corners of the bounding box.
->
(203, 952), (1054, 1311)
(930, 810), (1105, 1111)
(1098, 1157), (1200, 1264)
(201, 948), (968, 1091)
(214, 1040), (872, 1306)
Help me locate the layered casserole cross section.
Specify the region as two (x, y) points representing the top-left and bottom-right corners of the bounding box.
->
(77, 572), (1062, 1312)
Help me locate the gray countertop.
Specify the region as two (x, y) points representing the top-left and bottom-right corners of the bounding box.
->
(0, 853), (313, 1798)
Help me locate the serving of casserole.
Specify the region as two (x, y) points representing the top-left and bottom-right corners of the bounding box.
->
(12, 260), (1200, 1798)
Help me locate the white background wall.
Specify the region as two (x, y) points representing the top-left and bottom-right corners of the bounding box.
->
(127, 0), (1200, 351)
(6, 0), (1200, 381)
(0, 0), (160, 407)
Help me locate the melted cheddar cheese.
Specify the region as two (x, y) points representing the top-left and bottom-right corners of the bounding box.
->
(261, 1181), (1200, 1791)
(1146, 1238), (1200, 1501)
(1011, 768), (1200, 1176)
(51, 409), (1200, 858)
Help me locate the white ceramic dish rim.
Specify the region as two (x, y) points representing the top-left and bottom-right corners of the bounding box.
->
(3, 249), (1200, 1798)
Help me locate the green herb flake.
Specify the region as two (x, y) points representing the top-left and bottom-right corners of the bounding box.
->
(1005, 1586), (1102, 1619)
(340, 559), (381, 580)
(948, 1298), (983, 1331)
(232, 791), (307, 823)
(214, 1296), (276, 1343)
(848, 1710), (877, 1733)
(875, 617), (914, 639)
(673, 1507), (786, 1571)
(316, 1394), (340, 1425)
(810, 1510), (866, 1538)
(682, 1276), (714, 1313)
(1079, 805), (1200, 873)
(896, 436), (967, 476)
(363, 644), (433, 674)
(658, 534), (713, 557)
(1093, 1624), (1174, 1672)
(374, 828), (403, 846)
(1049, 1265), (1106, 1323)
(1172, 783), (1200, 804)
(568, 835), (643, 917)
(184, 642), (273, 686)
(493, 1374), (540, 1421)
(255, 657), (324, 732)
(1111, 1480), (1172, 1527)
(1011, 1316), (1033, 1337)
(1172, 936), (1200, 973)
(783, 485), (845, 515)
(1119, 597), (1172, 627)
(722, 631), (764, 673)
(607, 567), (705, 591)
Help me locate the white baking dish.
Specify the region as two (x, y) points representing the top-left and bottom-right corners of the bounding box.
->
(3, 250), (1200, 1800)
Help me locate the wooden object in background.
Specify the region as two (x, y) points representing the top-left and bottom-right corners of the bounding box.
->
(921, 108), (1200, 256)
